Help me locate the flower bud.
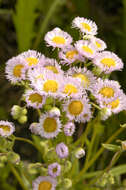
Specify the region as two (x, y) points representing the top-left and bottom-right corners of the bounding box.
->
(21, 108), (27, 115)
(49, 107), (61, 117)
(18, 115), (27, 124)
(75, 147), (85, 159)
(63, 161), (72, 173)
(121, 141), (126, 150)
(8, 152), (20, 164)
(63, 178), (72, 189)
(100, 107), (112, 121)
(11, 105), (21, 119)
(93, 66), (102, 76)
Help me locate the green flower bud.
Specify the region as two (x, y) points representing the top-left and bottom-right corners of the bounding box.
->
(21, 108), (27, 115)
(28, 163), (42, 174)
(93, 66), (102, 76)
(0, 155), (7, 162)
(11, 105), (21, 119)
(44, 149), (57, 162)
(18, 115), (27, 124)
(75, 147), (85, 159)
(121, 141), (126, 150)
(63, 161), (72, 173)
(99, 107), (112, 121)
(63, 178), (72, 189)
(8, 152), (20, 164)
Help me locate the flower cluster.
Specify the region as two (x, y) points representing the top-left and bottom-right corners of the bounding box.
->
(2, 16), (126, 189)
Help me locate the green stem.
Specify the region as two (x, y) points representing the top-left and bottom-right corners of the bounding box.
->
(74, 126), (125, 184)
(90, 102), (101, 110)
(33, 0), (61, 49)
(8, 162), (28, 190)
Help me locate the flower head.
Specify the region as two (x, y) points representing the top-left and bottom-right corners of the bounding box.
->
(63, 122), (75, 136)
(38, 114), (61, 139)
(29, 122), (40, 135)
(32, 176), (57, 190)
(0, 121), (15, 137)
(75, 40), (96, 59)
(48, 162), (61, 178)
(93, 51), (123, 73)
(72, 17), (97, 35)
(56, 142), (69, 159)
(91, 37), (107, 51)
(44, 27), (72, 48)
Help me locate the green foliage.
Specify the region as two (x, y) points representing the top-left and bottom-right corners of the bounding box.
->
(102, 144), (121, 152)
(13, 0), (39, 52)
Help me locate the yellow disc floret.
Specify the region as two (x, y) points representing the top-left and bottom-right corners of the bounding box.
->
(28, 93), (42, 104)
(66, 50), (78, 60)
(81, 22), (91, 32)
(45, 66), (58, 74)
(100, 58), (116, 67)
(13, 64), (24, 77)
(99, 87), (114, 98)
(0, 125), (10, 132)
(39, 181), (52, 190)
(43, 80), (58, 92)
(73, 73), (90, 87)
(95, 41), (102, 48)
(108, 99), (120, 109)
(63, 84), (78, 95)
(82, 46), (93, 54)
(68, 100), (83, 115)
(52, 36), (65, 45)
(43, 117), (57, 133)
(26, 57), (38, 66)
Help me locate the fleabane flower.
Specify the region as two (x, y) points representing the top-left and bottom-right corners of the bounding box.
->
(48, 162), (61, 178)
(56, 142), (69, 158)
(67, 67), (96, 91)
(29, 122), (40, 135)
(99, 91), (126, 114)
(44, 27), (72, 48)
(0, 121), (15, 137)
(39, 57), (63, 74)
(93, 78), (122, 103)
(5, 56), (27, 83)
(63, 96), (92, 122)
(91, 37), (107, 51)
(93, 51), (124, 74)
(75, 40), (96, 59)
(32, 176), (57, 190)
(62, 76), (84, 98)
(31, 71), (64, 99)
(63, 122), (75, 136)
(28, 67), (46, 84)
(18, 50), (44, 68)
(38, 114), (61, 139)
(72, 17), (97, 35)
(24, 90), (46, 109)
(59, 46), (85, 65)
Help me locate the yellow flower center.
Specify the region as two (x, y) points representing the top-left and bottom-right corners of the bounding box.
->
(43, 117), (57, 133)
(36, 74), (44, 81)
(63, 84), (78, 95)
(26, 57), (38, 66)
(81, 22), (91, 31)
(38, 181), (52, 190)
(82, 46), (93, 54)
(100, 58), (116, 67)
(52, 36), (65, 45)
(68, 100), (83, 115)
(43, 80), (58, 92)
(99, 87), (114, 98)
(45, 66), (58, 73)
(66, 50), (78, 60)
(95, 41), (102, 48)
(73, 73), (90, 87)
(28, 93), (42, 104)
(0, 125), (10, 133)
(13, 64), (24, 77)
(108, 99), (120, 109)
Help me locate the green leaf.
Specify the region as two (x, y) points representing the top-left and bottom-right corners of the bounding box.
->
(13, 0), (39, 52)
(102, 143), (121, 152)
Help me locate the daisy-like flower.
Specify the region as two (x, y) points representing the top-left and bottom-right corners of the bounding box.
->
(0, 121), (15, 137)
(29, 122), (40, 135)
(63, 122), (75, 136)
(32, 176), (57, 190)
(56, 142), (69, 159)
(24, 90), (46, 109)
(72, 17), (97, 35)
(93, 51), (124, 74)
(93, 78), (122, 103)
(91, 37), (107, 51)
(44, 27), (72, 49)
(75, 40), (96, 59)
(48, 162), (61, 178)
(63, 96), (92, 122)
(5, 56), (27, 83)
(59, 46), (85, 65)
(99, 91), (126, 114)
(38, 114), (61, 139)
(18, 50), (44, 68)
(28, 67), (47, 84)
(67, 67), (96, 91)
(39, 57), (63, 74)
(62, 76), (84, 98)
(31, 71), (64, 99)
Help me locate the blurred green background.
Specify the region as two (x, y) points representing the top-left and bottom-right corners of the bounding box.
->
(0, 0), (126, 189)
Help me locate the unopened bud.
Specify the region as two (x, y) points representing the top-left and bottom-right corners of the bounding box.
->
(18, 115), (27, 124)
(100, 108), (112, 121)
(11, 105), (21, 119)
(122, 141), (126, 150)
(75, 148), (85, 159)
(49, 107), (61, 117)
(21, 108), (27, 115)
(63, 178), (72, 189)
(93, 66), (102, 76)
(63, 161), (72, 173)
